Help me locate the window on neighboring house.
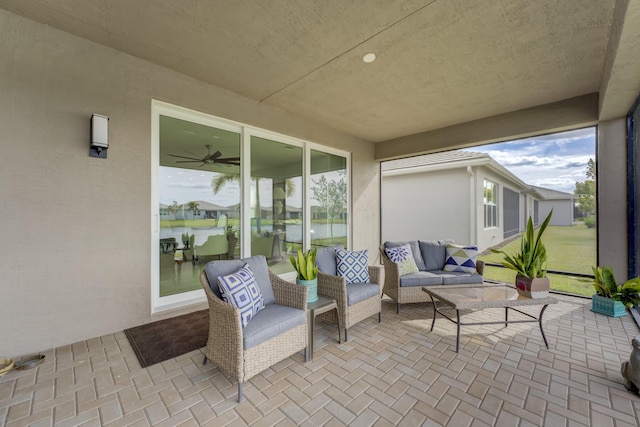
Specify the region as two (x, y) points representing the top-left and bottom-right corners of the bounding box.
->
(484, 180), (497, 228)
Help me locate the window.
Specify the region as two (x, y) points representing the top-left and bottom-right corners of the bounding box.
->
(484, 180), (498, 228)
(151, 101), (349, 312)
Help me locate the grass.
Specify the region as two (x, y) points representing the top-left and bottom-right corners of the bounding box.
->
(479, 224), (596, 297)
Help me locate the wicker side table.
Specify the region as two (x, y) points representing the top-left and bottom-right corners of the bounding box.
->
(306, 296), (341, 361)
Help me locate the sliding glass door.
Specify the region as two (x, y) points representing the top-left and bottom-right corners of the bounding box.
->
(152, 101), (349, 312)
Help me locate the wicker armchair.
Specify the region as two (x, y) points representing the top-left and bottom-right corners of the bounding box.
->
(200, 259), (307, 402)
(315, 247), (383, 342)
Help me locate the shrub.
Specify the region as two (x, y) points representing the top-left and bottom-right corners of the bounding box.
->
(584, 216), (596, 228)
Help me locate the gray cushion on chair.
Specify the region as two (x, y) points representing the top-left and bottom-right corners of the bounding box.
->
(346, 283), (380, 306)
(242, 304), (306, 349)
(204, 255), (275, 305)
(432, 271), (484, 285)
(384, 240), (426, 271)
(315, 245), (343, 276)
(399, 271), (443, 287)
(418, 240), (450, 271)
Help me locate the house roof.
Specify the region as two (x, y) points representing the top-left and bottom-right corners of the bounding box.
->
(2, 1), (638, 147)
(530, 186), (575, 200)
(382, 150), (533, 192)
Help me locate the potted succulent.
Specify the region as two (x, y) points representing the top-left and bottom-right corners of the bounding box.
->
(586, 266), (640, 317)
(290, 248), (319, 303)
(491, 210), (553, 298)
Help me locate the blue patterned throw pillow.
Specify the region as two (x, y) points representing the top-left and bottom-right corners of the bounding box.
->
(385, 244), (419, 275)
(443, 244), (478, 274)
(336, 249), (370, 284)
(217, 263), (264, 327)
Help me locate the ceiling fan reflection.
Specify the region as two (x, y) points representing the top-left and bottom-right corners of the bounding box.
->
(168, 144), (240, 167)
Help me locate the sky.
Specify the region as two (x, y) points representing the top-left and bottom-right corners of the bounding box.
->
(463, 127), (596, 194)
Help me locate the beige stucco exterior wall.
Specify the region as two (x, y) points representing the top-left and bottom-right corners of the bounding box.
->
(597, 118), (629, 279)
(0, 10), (380, 357)
(381, 169), (471, 244)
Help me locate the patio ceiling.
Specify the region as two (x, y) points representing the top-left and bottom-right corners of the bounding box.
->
(1, 0), (639, 144)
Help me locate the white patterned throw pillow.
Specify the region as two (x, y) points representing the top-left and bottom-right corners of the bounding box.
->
(217, 263), (264, 327)
(443, 243), (478, 274)
(336, 249), (370, 284)
(385, 244), (419, 275)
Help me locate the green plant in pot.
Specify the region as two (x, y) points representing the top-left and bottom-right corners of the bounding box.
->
(491, 210), (553, 298)
(290, 248), (319, 303)
(585, 266), (640, 317)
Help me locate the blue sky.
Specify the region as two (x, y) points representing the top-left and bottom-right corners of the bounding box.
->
(464, 127), (596, 194)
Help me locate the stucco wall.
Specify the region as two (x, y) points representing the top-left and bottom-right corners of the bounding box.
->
(381, 169), (471, 244)
(0, 10), (380, 357)
(597, 118), (628, 279)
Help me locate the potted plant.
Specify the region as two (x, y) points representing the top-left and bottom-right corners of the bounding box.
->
(290, 248), (319, 303)
(491, 210), (553, 298)
(585, 266), (640, 317)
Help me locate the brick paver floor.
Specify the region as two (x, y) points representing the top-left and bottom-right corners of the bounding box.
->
(2, 294), (640, 426)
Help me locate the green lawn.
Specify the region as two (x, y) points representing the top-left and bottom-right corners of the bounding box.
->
(479, 224), (596, 297)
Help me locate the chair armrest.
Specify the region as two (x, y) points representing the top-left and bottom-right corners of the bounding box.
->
(368, 265), (383, 287)
(476, 260), (485, 275)
(199, 271), (243, 374)
(269, 270), (307, 310)
(379, 246), (400, 286)
(317, 271), (347, 307)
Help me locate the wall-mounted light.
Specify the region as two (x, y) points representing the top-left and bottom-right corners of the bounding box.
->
(90, 114), (109, 158)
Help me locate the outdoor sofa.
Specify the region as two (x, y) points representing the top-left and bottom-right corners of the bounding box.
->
(380, 240), (484, 313)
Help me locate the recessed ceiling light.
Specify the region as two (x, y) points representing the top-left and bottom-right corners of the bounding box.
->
(362, 53), (376, 63)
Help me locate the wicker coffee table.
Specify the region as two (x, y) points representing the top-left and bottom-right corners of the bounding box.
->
(422, 284), (558, 353)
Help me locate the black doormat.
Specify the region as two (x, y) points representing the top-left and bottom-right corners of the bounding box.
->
(124, 310), (209, 368)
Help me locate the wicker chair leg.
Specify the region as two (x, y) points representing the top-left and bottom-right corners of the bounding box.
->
(344, 328), (348, 342)
(378, 312), (381, 322)
(397, 303), (400, 314)
(202, 356), (207, 365)
(238, 383), (243, 403)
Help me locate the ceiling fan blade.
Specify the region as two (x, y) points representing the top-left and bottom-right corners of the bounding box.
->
(168, 154), (202, 161)
(210, 151), (222, 160)
(219, 157), (240, 162)
(174, 160), (205, 163)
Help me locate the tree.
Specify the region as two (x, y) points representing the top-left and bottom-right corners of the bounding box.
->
(186, 201), (200, 219)
(167, 201), (183, 219)
(574, 158), (596, 217)
(310, 172), (347, 242)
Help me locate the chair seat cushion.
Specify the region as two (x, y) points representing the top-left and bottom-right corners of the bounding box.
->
(346, 283), (380, 305)
(432, 271), (484, 285)
(204, 255), (275, 305)
(399, 271), (443, 287)
(242, 304), (306, 350)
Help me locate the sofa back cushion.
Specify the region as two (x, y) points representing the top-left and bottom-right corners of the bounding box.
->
(315, 245), (343, 276)
(418, 240), (451, 270)
(383, 240), (426, 270)
(204, 255), (275, 305)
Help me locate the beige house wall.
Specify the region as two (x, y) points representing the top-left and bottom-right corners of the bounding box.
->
(597, 118), (629, 279)
(0, 10), (380, 357)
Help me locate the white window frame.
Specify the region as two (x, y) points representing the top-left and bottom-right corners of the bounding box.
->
(484, 179), (498, 229)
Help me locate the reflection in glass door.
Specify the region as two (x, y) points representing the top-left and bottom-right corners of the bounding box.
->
(250, 136), (303, 274)
(158, 115), (240, 300)
(310, 150), (348, 249)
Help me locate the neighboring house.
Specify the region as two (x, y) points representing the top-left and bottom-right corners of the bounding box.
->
(159, 200), (229, 220)
(531, 186), (575, 226)
(381, 151), (573, 252)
